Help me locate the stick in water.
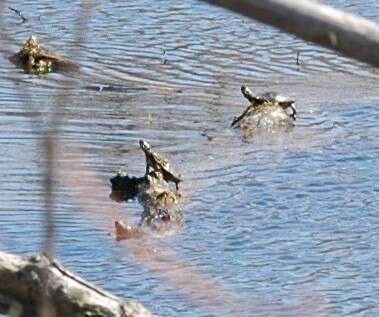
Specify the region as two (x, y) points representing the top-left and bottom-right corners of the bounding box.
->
(8, 7), (27, 23)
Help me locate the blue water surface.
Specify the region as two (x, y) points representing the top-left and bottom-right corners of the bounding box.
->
(0, 1), (378, 316)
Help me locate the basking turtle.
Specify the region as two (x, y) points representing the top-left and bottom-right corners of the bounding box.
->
(9, 35), (79, 75)
(231, 86), (297, 133)
(139, 140), (181, 190)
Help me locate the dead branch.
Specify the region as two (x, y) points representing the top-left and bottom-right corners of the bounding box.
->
(202, 0), (379, 68)
(0, 251), (156, 317)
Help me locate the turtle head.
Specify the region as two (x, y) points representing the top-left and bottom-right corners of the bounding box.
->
(241, 85), (261, 104)
(139, 139), (151, 151)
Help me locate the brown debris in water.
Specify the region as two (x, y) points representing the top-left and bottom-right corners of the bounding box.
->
(115, 220), (145, 240)
(9, 35), (79, 75)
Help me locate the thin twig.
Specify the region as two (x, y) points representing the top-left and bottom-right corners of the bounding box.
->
(8, 7), (27, 23)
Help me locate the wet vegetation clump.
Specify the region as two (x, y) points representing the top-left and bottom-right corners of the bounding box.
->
(110, 171), (145, 202)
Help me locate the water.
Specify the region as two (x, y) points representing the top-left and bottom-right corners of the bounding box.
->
(0, 1), (379, 316)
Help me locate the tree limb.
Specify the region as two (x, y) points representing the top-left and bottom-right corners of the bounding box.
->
(201, 0), (379, 68)
(0, 251), (156, 317)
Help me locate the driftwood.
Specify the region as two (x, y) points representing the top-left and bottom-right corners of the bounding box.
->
(202, 0), (379, 68)
(0, 251), (156, 317)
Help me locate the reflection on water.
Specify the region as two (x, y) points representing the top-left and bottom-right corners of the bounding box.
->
(0, 0), (379, 316)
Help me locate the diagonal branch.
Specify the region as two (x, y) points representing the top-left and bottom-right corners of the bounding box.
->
(201, 0), (379, 68)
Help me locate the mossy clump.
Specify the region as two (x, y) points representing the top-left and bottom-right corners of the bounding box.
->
(9, 35), (79, 75)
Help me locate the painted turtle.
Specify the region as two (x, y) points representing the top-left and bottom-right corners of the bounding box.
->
(139, 140), (181, 190)
(231, 85), (297, 133)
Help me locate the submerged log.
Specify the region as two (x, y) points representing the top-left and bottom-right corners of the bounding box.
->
(0, 251), (156, 317)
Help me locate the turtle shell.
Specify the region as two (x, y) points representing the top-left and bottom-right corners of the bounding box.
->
(258, 92), (296, 120)
(239, 102), (294, 134)
(233, 86), (296, 128)
(259, 92), (294, 106)
(149, 151), (182, 189)
(150, 151), (170, 171)
(140, 140), (181, 189)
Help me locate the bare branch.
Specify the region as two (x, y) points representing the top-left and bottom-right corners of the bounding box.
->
(201, 0), (379, 68)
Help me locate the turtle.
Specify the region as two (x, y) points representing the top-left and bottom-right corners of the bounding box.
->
(231, 85), (297, 128)
(9, 35), (79, 75)
(139, 140), (182, 190)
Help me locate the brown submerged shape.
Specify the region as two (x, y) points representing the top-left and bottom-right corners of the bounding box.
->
(9, 35), (79, 75)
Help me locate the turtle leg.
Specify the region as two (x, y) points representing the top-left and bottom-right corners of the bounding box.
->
(231, 105), (254, 128)
(231, 116), (239, 127)
(279, 101), (297, 121)
(289, 105), (297, 120)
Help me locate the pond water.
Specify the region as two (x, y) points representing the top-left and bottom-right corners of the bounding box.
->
(0, 1), (379, 316)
